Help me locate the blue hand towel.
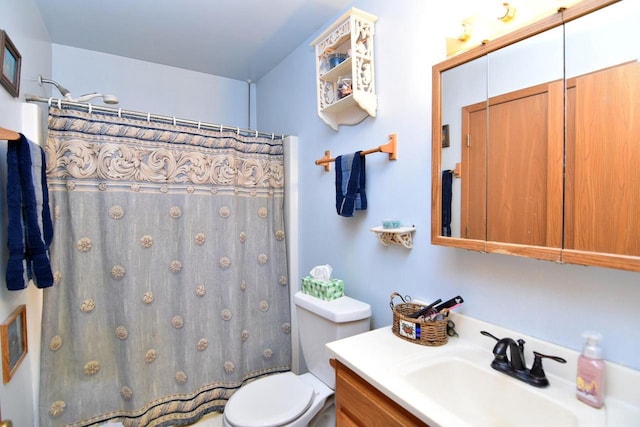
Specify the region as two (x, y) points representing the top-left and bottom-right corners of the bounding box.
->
(335, 151), (367, 217)
(5, 134), (54, 290)
(442, 170), (453, 237)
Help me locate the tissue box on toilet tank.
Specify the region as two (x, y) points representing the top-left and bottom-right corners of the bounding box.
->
(301, 276), (344, 301)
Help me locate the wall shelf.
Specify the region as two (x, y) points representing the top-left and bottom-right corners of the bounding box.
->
(321, 58), (352, 82)
(311, 8), (378, 131)
(370, 226), (416, 249)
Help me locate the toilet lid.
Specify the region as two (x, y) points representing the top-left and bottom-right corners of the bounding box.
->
(225, 372), (315, 427)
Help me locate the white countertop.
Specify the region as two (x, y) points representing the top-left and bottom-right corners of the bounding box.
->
(326, 312), (640, 427)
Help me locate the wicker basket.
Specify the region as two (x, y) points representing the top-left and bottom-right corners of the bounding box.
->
(390, 292), (448, 346)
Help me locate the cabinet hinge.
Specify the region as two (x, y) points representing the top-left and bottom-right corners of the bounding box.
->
(466, 134), (470, 147)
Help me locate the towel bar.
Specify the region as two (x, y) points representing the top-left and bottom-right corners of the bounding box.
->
(315, 133), (397, 172)
(0, 126), (20, 141)
(451, 162), (461, 178)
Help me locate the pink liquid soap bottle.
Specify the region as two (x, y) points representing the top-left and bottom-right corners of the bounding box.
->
(576, 331), (605, 408)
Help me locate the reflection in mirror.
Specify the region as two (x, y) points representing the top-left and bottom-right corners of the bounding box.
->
(432, 0), (640, 271)
(440, 57), (487, 240)
(563, 2), (640, 258)
(484, 26), (564, 249)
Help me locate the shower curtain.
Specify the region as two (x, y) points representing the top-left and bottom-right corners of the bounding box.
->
(39, 107), (291, 427)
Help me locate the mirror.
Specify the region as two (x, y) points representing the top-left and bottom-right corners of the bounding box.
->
(562, 1), (640, 268)
(440, 56), (487, 242)
(484, 25), (564, 257)
(431, 0), (640, 271)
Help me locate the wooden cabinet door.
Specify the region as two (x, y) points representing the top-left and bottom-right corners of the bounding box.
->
(461, 82), (563, 248)
(484, 82), (563, 246)
(334, 360), (428, 427)
(462, 102), (487, 240)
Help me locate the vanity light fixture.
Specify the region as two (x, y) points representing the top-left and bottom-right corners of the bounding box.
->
(458, 23), (472, 42)
(497, 2), (516, 22)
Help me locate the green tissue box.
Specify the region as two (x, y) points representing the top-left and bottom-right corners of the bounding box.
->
(301, 276), (344, 301)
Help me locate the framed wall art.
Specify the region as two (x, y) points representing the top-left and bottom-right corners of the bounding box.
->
(1, 305), (28, 384)
(0, 29), (22, 98)
(441, 124), (450, 148)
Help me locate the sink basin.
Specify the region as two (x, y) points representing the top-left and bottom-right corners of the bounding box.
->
(390, 348), (605, 427)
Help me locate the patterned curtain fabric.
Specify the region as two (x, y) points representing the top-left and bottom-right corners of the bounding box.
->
(39, 107), (290, 426)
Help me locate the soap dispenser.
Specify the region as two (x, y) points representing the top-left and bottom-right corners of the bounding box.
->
(576, 331), (605, 408)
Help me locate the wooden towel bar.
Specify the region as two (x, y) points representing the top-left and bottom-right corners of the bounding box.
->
(315, 133), (398, 172)
(0, 126), (20, 141)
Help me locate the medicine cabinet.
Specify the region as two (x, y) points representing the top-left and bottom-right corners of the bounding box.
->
(311, 8), (377, 131)
(431, 0), (640, 272)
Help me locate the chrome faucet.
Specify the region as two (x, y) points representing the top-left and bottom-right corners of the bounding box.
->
(481, 331), (567, 387)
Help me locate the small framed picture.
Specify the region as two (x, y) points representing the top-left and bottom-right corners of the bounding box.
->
(1, 305), (28, 384)
(0, 29), (22, 98)
(441, 124), (450, 148)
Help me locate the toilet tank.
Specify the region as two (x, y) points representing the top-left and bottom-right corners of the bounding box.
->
(294, 291), (371, 389)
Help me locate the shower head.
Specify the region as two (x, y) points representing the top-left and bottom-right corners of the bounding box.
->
(38, 75), (71, 98)
(38, 75), (119, 105)
(69, 92), (120, 105)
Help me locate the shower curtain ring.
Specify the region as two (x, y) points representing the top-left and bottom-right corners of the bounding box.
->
(173, 117), (176, 126)
(88, 104), (92, 114)
(47, 97), (53, 107)
(236, 127), (240, 135)
(147, 112), (151, 123)
(271, 133), (275, 140)
(255, 129), (258, 137)
(197, 121), (201, 130)
(57, 98), (62, 109)
(118, 108), (122, 118)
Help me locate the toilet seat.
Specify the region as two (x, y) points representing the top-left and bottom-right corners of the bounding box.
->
(224, 372), (316, 427)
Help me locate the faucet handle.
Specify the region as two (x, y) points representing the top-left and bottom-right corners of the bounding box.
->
(480, 330), (500, 342)
(530, 351), (567, 381)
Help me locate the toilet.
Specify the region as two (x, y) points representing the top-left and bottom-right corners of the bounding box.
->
(223, 291), (371, 427)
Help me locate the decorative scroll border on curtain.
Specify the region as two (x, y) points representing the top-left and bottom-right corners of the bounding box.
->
(39, 107), (291, 427)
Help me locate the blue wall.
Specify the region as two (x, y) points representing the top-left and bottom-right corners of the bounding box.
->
(256, 0), (640, 371)
(48, 45), (252, 131)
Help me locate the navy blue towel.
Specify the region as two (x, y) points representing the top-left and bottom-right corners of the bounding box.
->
(335, 151), (367, 217)
(442, 170), (453, 237)
(5, 134), (54, 290)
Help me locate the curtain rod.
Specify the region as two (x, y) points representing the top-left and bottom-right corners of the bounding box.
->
(24, 95), (286, 140)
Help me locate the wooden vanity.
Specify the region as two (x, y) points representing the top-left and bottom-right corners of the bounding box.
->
(331, 359), (427, 426)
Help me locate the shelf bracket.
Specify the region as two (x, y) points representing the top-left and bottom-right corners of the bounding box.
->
(370, 226), (416, 249)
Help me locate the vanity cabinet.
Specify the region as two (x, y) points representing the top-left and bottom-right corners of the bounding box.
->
(310, 8), (377, 131)
(431, 0), (640, 271)
(332, 359), (428, 427)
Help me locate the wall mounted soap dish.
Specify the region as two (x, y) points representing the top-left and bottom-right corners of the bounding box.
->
(370, 226), (416, 249)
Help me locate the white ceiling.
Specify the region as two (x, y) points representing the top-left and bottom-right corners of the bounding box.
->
(32, 0), (354, 82)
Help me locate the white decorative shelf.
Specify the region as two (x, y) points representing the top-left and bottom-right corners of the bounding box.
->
(311, 8), (378, 131)
(370, 226), (416, 249)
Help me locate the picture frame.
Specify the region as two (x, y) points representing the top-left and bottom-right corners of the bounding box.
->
(0, 29), (22, 98)
(441, 124), (450, 148)
(1, 305), (28, 384)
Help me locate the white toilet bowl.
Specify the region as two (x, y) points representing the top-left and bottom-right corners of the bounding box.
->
(222, 292), (371, 427)
(222, 372), (334, 427)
